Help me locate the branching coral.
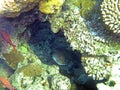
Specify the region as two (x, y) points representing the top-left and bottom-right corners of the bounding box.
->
(82, 55), (112, 80)
(48, 0), (120, 81)
(101, 0), (120, 33)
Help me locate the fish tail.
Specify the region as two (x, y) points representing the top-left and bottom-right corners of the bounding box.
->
(12, 45), (16, 52)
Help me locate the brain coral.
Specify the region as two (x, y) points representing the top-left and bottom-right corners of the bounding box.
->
(101, 0), (120, 33)
(0, 0), (40, 17)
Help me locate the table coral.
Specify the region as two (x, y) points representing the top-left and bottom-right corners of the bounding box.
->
(39, 0), (65, 14)
(101, 0), (120, 33)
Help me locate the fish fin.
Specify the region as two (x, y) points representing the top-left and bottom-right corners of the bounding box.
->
(13, 46), (16, 52)
(1, 84), (5, 88)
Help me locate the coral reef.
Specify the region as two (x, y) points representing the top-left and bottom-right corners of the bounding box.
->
(10, 63), (71, 90)
(49, 0), (97, 32)
(1, 38), (71, 90)
(39, 0), (65, 14)
(49, 2), (120, 55)
(0, 0), (120, 90)
(48, 0), (120, 83)
(101, 0), (120, 33)
(62, 7), (120, 80)
(0, 0), (40, 17)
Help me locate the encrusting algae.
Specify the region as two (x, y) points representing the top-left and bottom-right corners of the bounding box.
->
(2, 50), (24, 70)
(17, 63), (42, 77)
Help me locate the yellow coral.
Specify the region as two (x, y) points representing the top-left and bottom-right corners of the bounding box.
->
(39, 0), (65, 14)
(2, 50), (24, 69)
(74, 0), (96, 18)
